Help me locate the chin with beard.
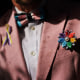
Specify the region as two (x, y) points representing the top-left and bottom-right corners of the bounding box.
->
(16, 0), (33, 5)
(15, 0), (45, 7)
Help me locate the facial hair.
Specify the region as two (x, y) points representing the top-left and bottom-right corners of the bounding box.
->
(15, 0), (35, 6)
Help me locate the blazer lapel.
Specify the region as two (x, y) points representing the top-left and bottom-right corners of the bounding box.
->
(5, 9), (31, 80)
(36, 20), (66, 80)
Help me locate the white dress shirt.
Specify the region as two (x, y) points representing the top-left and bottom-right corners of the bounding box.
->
(15, 7), (43, 80)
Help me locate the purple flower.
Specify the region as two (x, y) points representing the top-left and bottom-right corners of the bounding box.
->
(59, 33), (65, 38)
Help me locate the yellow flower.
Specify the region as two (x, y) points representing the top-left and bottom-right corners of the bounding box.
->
(70, 38), (76, 43)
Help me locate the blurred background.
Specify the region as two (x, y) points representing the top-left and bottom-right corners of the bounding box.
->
(45, 0), (80, 23)
(0, 0), (12, 17)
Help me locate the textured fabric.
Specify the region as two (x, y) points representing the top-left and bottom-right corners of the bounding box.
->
(22, 23), (43, 80)
(16, 7), (43, 80)
(0, 7), (80, 80)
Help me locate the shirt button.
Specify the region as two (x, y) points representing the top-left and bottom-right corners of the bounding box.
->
(31, 51), (36, 56)
(30, 26), (35, 30)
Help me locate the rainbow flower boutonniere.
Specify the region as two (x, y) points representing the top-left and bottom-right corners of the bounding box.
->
(58, 30), (77, 49)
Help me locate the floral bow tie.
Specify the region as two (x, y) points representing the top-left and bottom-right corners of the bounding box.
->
(15, 9), (44, 27)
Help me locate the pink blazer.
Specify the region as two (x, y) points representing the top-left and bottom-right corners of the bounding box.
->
(0, 8), (80, 80)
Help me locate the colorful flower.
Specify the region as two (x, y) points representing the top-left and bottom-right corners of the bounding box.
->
(58, 30), (77, 49)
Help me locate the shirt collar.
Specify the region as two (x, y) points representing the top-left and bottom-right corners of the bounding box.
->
(15, 7), (25, 14)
